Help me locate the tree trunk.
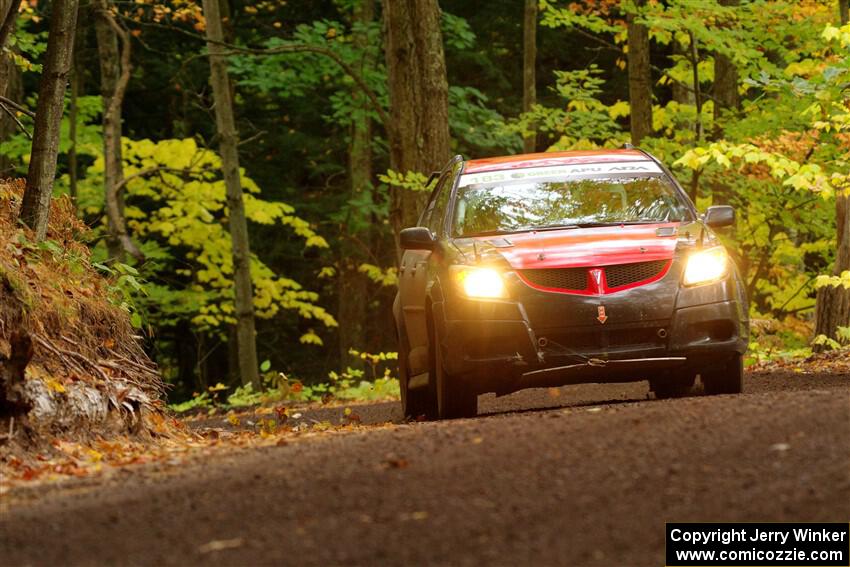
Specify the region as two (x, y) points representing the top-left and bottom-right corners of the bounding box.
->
(0, 0), (21, 51)
(0, 331), (33, 417)
(20, 0), (79, 240)
(382, 0), (451, 256)
(95, 0), (142, 260)
(68, 9), (85, 209)
(202, 0), (260, 389)
(522, 0), (536, 154)
(812, 0), (850, 350)
(708, 0), (739, 204)
(713, 0), (739, 138)
(627, 0), (652, 145)
(814, 194), (850, 349)
(0, 12), (22, 177)
(670, 39), (694, 105)
(338, 0), (375, 364)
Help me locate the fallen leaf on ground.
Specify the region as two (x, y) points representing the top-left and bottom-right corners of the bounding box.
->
(197, 538), (245, 554)
(384, 458), (409, 469)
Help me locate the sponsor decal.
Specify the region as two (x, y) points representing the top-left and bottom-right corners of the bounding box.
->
(459, 162), (663, 187)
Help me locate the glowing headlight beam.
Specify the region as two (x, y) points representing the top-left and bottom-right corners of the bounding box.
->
(455, 267), (506, 298)
(683, 247), (729, 286)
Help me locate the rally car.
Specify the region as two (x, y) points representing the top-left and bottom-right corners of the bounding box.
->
(393, 148), (749, 419)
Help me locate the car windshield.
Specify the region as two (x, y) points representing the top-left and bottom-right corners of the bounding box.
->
(452, 164), (692, 237)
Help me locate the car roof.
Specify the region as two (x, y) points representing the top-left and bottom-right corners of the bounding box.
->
(463, 149), (653, 174)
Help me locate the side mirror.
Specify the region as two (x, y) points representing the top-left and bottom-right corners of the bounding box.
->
(400, 227), (436, 250)
(705, 205), (735, 228)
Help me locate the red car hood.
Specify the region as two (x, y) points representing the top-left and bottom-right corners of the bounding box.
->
(474, 223), (680, 270)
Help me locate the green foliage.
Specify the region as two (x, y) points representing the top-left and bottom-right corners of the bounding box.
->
(168, 391), (213, 413)
(815, 271), (850, 290)
(229, 18), (387, 128)
(75, 137), (337, 343)
(378, 169), (432, 193)
(358, 263), (398, 287)
(812, 326), (850, 350)
(441, 12), (477, 51)
(6, 7), (47, 73)
(1, 95), (103, 176)
(92, 262), (146, 328)
(168, 348), (399, 412)
(671, 19), (850, 320)
(450, 86), (522, 153)
(502, 65), (628, 149)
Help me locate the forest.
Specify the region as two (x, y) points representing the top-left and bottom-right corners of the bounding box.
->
(0, 0), (848, 408)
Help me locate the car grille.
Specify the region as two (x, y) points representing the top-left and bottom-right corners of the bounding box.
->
(519, 267), (587, 291)
(518, 259), (670, 293)
(605, 260), (669, 289)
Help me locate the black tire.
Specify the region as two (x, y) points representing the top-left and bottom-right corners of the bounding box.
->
(701, 353), (744, 395)
(432, 323), (477, 419)
(650, 372), (696, 399)
(397, 329), (438, 420)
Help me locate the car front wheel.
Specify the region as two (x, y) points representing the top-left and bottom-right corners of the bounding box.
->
(432, 324), (477, 420)
(398, 329), (438, 420)
(701, 353), (744, 395)
(650, 372), (696, 399)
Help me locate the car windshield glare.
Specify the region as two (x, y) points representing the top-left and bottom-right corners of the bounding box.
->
(453, 171), (691, 237)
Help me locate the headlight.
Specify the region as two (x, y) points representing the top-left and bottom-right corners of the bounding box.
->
(683, 247), (729, 286)
(453, 266), (507, 298)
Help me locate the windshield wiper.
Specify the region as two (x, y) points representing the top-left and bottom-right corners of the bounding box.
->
(573, 220), (670, 228)
(514, 223), (581, 232)
(462, 224), (577, 237)
(462, 228), (526, 237)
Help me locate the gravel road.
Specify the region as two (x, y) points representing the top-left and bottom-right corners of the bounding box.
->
(2, 369), (848, 566)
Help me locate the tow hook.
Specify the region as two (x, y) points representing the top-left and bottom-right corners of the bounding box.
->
(511, 352), (528, 366)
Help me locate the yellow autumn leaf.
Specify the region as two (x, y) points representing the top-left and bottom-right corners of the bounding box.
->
(86, 449), (103, 462)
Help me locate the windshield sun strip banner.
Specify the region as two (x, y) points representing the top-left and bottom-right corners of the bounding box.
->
(458, 162), (664, 188)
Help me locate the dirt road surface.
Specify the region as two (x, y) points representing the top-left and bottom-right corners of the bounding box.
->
(2, 369), (848, 566)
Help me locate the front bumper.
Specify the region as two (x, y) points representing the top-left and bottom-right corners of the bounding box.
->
(434, 293), (748, 396)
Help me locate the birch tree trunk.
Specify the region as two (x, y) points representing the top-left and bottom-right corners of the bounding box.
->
(382, 0), (451, 256)
(201, 0), (260, 388)
(627, 0), (652, 145)
(20, 0), (79, 240)
(522, 0), (536, 154)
